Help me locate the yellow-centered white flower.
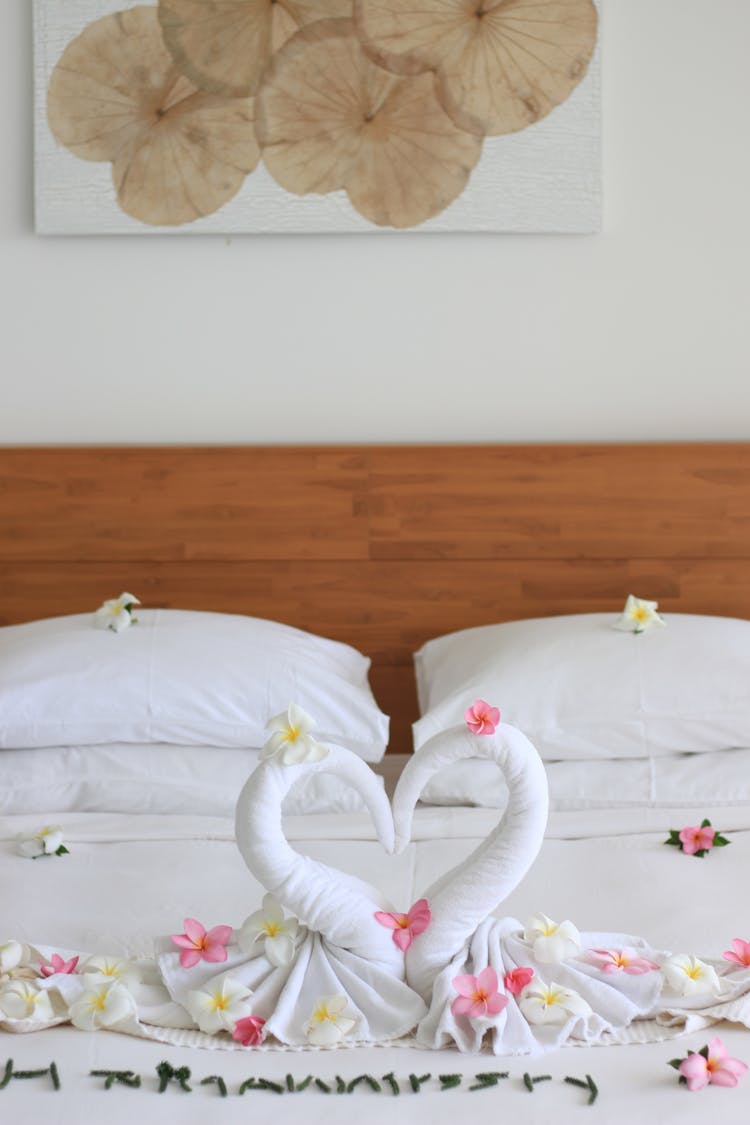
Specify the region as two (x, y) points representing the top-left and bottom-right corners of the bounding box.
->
(519, 980), (592, 1026)
(238, 895), (299, 968)
(524, 913), (582, 963)
(613, 594), (665, 634)
(261, 703), (329, 765)
(186, 975), (254, 1035)
(303, 994), (356, 1046)
(94, 592), (141, 633)
(661, 954), (723, 997)
(0, 979), (55, 1023)
(15, 825), (65, 858)
(68, 980), (135, 1031)
(0, 941), (25, 975)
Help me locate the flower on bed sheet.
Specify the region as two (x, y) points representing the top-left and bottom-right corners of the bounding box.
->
(68, 979), (136, 1031)
(464, 700), (501, 736)
(232, 1013), (266, 1046)
(171, 918), (233, 969)
(669, 1037), (748, 1091)
(451, 967), (508, 1021)
(238, 895), (299, 968)
(39, 953), (79, 978)
(304, 994), (356, 1046)
(723, 939), (750, 970)
(518, 980), (592, 1026)
(81, 954), (141, 990)
(613, 594), (665, 634)
(0, 979), (56, 1023)
(662, 954), (723, 997)
(524, 913), (582, 963)
(94, 592), (140, 632)
(504, 966), (535, 996)
(588, 948), (660, 976)
(374, 898), (431, 952)
(665, 819), (730, 857)
(15, 825), (69, 859)
(261, 703), (329, 765)
(186, 976), (254, 1035)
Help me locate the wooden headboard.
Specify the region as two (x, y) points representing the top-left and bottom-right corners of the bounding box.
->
(2, 443), (750, 753)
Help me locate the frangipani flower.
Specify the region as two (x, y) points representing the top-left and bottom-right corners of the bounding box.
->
(0, 941), (24, 975)
(665, 818), (729, 856)
(0, 980), (55, 1023)
(16, 825), (68, 859)
(524, 914), (582, 963)
(451, 967), (507, 1020)
(589, 949), (659, 976)
(519, 980), (592, 1026)
(172, 919), (233, 969)
(374, 899), (431, 953)
(238, 895), (299, 968)
(723, 939), (750, 970)
(232, 1014), (266, 1046)
(464, 700), (500, 736)
(186, 976), (254, 1035)
(662, 954), (722, 998)
(39, 953), (79, 979)
(260, 704), (329, 765)
(68, 980), (135, 1031)
(672, 1037), (748, 1091)
(613, 594), (665, 634)
(94, 592), (141, 633)
(304, 994), (356, 1046)
(504, 967), (534, 996)
(81, 955), (141, 991)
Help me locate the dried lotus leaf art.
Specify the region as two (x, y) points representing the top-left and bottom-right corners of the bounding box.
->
(35, 0), (601, 233)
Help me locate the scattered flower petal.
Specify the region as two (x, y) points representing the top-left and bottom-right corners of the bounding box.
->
(260, 703), (329, 765)
(39, 953), (79, 979)
(723, 939), (750, 970)
(15, 825), (68, 859)
(81, 955), (141, 991)
(94, 592), (141, 633)
(524, 913), (582, 963)
(504, 967), (535, 996)
(464, 700), (501, 736)
(665, 819), (729, 857)
(0, 941), (25, 975)
(613, 594), (665, 633)
(374, 899), (431, 952)
(519, 980), (592, 1026)
(589, 949), (659, 976)
(68, 980), (135, 1031)
(186, 976), (254, 1035)
(662, 954), (723, 997)
(238, 895), (299, 968)
(304, 994), (356, 1046)
(172, 918), (233, 969)
(451, 967), (508, 1020)
(0, 979), (56, 1023)
(232, 1013), (266, 1046)
(672, 1037), (748, 1092)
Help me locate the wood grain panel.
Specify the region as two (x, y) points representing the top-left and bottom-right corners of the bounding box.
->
(2, 444), (750, 753)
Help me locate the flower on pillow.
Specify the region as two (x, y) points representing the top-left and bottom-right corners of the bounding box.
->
(16, 825), (69, 859)
(665, 819), (730, 857)
(464, 700), (500, 735)
(613, 594), (665, 634)
(261, 703), (329, 765)
(94, 592), (140, 632)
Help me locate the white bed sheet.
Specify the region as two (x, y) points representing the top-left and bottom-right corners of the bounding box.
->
(2, 805), (750, 1123)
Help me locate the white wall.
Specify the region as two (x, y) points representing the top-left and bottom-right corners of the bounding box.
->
(1, 0), (749, 444)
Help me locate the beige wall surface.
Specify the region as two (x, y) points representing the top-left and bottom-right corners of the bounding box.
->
(1, 0), (749, 444)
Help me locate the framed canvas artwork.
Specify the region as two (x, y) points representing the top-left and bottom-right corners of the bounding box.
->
(33, 0), (602, 234)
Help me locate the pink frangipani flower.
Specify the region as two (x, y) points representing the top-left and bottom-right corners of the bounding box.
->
(679, 824), (716, 855)
(232, 1014), (266, 1046)
(39, 953), (79, 978)
(503, 966), (534, 996)
(464, 700), (500, 736)
(374, 899), (431, 953)
(171, 918), (233, 969)
(451, 967), (508, 1021)
(676, 1038), (748, 1091)
(589, 948), (659, 976)
(723, 938), (750, 969)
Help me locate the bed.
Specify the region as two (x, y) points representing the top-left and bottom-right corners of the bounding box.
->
(2, 443), (750, 1123)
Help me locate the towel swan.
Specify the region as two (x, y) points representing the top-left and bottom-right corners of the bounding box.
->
(155, 746), (426, 1045)
(392, 724), (750, 1054)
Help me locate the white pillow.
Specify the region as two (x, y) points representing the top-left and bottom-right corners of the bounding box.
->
(0, 744), (381, 817)
(0, 610), (388, 760)
(414, 613), (750, 761)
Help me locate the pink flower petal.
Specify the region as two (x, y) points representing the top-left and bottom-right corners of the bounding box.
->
(392, 927), (413, 953)
(451, 996), (475, 1018)
(707, 1037), (729, 1061)
(476, 966), (499, 995)
(178, 949), (202, 969)
(171, 934), (198, 950)
(202, 943), (229, 964)
(467, 998), (488, 1019)
(453, 974), (480, 998)
(182, 917), (206, 944)
(485, 993), (509, 1016)
(374, 911), (400, 931)
(406, 900), (431, 932)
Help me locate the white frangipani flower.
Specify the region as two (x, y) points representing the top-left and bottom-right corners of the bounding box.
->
(0, 941), (24, 975)
(94, 592), (140, 633)
(518, 980), (592, 1026)
(16, 825), (67, 859)
(81, 955), (141, 990)
(524, 913), (582, 963)
(303, 994), (356, 1046)
(613, 594), (665, 634)
(186, 975), (254, 1035)
(238, 895), (299, 968)
(0, 979), (55, 1023)
(661, 954), (723, 997)
(68, 980), (135, 1031)
(260, 703), (329, 765)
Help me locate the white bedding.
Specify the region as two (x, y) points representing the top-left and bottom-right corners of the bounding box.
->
(2, 802), (750, 1123)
